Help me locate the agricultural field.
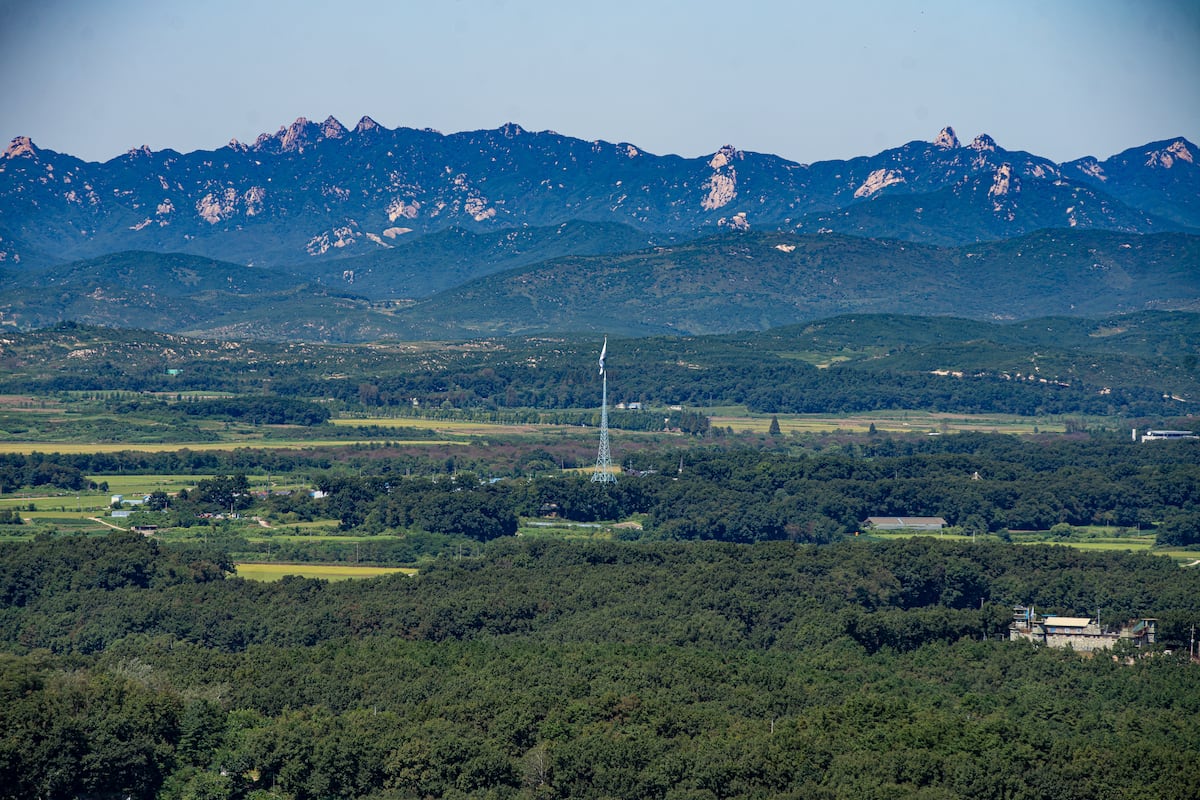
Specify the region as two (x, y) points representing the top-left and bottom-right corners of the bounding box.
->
(233, 562), (416, 581)
(710, 409), (1070, 436)
(0, 438), (458, 455)
(870, 528), (1200, 564)
(331, 416), (544, 436)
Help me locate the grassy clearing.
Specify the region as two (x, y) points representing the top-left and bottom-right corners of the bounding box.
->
(710, 410), (1067, 436)
(519, 520), (613, 539)
(874, 529), (1199, 564)
(102, 475), (200, 494)
(0, 439), (457, 455)
(99, 474), (310, 496)
(242, 533), (386, 544)
(864, 531), (978, 543)
(234, 563), (416, 582)
(2, 517), (116, 535)
(1059, 538), (1157, 551)
(0, 499), (111, 518)
(776, 351), (867, 368)
(332, 417), (540, 435)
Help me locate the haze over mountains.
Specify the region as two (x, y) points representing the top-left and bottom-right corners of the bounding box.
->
(1, 117), (1197, 341)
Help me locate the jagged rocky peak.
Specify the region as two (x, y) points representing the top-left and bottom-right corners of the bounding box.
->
(969, 133), (997, 152)
(1145, 139), (1195, 168)
(709, 144), (741, 169)
(252, 116), (351, 153)
(500, 122), (526, 138)
(1168, 139), (1194, 160)
(933, 126), (960, 149)
(126, 144), (154, 158)
(354, 116), (381, 134)
(1156, 139), (1195, 165)
(279, 116), (313, 151)
(989, 163), (1017, 197)
(4, 136), (37, 159)
(227, 138), (249, 153)
(1072, 157), (1106, 181)
(320, 116), (347, 139)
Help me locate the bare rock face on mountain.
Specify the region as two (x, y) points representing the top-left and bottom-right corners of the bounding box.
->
(1, 119), (1195, 269)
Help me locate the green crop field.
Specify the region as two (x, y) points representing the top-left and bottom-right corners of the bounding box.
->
(871, 529), (1199, 563)
(331, 417), (540, 435)
(233, 563), (417, 582)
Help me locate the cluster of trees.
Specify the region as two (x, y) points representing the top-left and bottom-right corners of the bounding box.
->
(110, 396), (333, 426)
(1, 534), (1198, 799)
(0, 451), (326, 490)
(314, 473), (518, 540)
(296, 435), (1200, 547)
(0, 453), (93, 493)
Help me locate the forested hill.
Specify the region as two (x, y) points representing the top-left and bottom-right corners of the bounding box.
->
(1, 534), (1198, 799)
(3, 229), (1199, 339)
(385, 229), (1200, 339)
(2, 310), (1197, 417)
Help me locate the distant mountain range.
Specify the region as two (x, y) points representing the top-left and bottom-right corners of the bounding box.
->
(1, 228), (1196, 341)
(1, 118), (1197, 340)
(3, 118), (1197, 268)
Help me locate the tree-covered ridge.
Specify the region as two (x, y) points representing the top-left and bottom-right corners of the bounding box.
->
(1, 534), (1198, 799)
(1, 310), (1198, 417)
(7, 230), (1198, 340)
(384, 230), (1200, 339)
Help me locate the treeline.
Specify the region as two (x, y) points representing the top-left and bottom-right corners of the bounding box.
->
(0, 453), (98, 493)
(1, 535), (1199, 799)
(110, 396), (332, 426)
(0, 449), (335, 485)
(285, 357), (1180, 417)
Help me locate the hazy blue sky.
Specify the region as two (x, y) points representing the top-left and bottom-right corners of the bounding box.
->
(3, 0), (1198, 165)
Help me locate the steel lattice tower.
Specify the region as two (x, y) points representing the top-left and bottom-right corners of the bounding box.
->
(592, 338), (616, 483)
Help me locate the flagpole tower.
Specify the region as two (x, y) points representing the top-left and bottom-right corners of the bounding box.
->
(592, 337), (616, 483)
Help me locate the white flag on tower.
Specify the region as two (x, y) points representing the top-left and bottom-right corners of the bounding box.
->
(598, 338), (607, 375)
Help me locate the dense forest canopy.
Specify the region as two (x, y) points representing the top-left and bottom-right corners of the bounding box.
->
(1, 534), (1198, 800)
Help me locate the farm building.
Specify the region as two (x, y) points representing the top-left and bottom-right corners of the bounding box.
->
(864, 516), (947, 531)
(1009, 606), (1157, 651)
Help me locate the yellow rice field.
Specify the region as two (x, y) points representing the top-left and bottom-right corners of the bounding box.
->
(233, 563), (417, 582)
